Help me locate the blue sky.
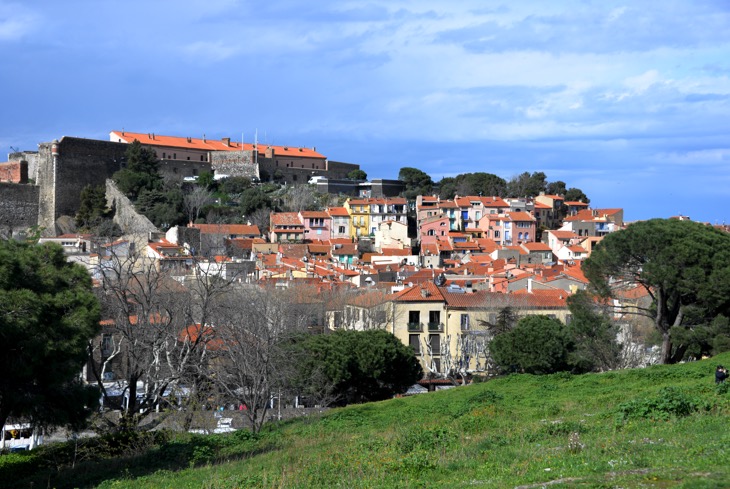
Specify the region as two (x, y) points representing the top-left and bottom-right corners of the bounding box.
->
(2, 1), (730, 223)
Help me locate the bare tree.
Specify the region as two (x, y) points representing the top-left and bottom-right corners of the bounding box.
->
(184, 186), (214, 224)
(89, 246), (231, 431)
(209, 284), (318, 433)
(280, 185), (318, 212)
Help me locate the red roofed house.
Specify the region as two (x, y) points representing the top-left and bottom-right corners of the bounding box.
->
(477, 211), (536, 246)
(562, 208), (624, 237)
(270, 212), (305, 243)
(299, 210), (331, 241)
(327, 207), (351, 239)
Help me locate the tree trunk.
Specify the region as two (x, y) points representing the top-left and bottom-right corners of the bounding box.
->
(661, 331), (673, 364)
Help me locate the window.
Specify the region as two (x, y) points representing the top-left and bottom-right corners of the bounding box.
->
(339, 226), (345, 234)
(408, 311), (421, 330)
(162, 152), (166, 159)
(428, 311), (441, 330)
(460, 314), (470, 330)
(429, 334), (441, 354)
(494, 230), (500, 238)
(409, 334), (421, 353)
(173, 153), (177, 159)
(432, 358), (441, 372)
(187, 156), (190, 160)
(200, 155), (205, 161)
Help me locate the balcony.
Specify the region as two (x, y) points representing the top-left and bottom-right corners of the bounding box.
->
(428, 322), (444, 332)
(407, 322), (423, 332)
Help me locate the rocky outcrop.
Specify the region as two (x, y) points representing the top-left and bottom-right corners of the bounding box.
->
(106, 179), (158, 235)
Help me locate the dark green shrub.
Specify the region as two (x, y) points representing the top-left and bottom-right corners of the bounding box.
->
(617, 387), (711, 422)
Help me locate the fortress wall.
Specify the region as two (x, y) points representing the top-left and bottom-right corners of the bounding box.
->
(0, 183), (39, 235)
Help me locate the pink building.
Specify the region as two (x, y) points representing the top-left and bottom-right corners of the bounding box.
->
(299, 210), (331, 242)
(477, 211), (536, 245)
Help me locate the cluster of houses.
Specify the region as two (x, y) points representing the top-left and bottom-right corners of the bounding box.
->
(37, 187), (644, 383)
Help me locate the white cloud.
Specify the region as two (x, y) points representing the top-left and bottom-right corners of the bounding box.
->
(181, 41), (241, 62)
(0, 4), (40, 41)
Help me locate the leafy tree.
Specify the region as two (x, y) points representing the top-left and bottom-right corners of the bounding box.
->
(546, 180), (567, 196)
(112, 140), (162, 200)
(239, 187), (272, 216)
(76, 184), (112, 231)
(507, 171), (547, 198)
(564, 187), (590, 204)
(292, 329), (422, 405)
(197, 171), (216, 190)
(0, 241), (100, 430)
(566, 290), (621, 372)
(582, 219), (730, 364)
(219, 176), (252, 195)
(399, 167), (434, 200)
(347, 169), (368, 181)
(490, 315), (573, 374)
(136, 187), (185, 229)
(438, 172), (507, 198)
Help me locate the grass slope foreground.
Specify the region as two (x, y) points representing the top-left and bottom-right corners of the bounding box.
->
(6, 354), (730, 488)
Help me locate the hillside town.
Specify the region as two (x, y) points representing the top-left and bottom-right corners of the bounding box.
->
(2, 130), (729, 452)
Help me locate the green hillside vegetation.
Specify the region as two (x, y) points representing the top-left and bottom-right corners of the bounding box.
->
(4, 354), (730, 488)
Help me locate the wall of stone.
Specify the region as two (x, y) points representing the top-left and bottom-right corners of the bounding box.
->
(0, 161), (27, 183)
(106, 179), (158, 235)
(10, 151), (40, 182)
(159, 160), (212, 180)
(0, 183), (39, 236)
(326, 160), (360, 179)
(211, 150), (259, 178)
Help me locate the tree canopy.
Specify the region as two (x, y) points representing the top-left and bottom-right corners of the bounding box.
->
(347, 169), (368, 181)
(399, 167), (434, 199)
(112, 140), (163, 200)
(0, 241), (100, 430)
(582, 219), (730, 363)
(291, 330), (423, 405)
(490, 315), (573, 374)
(438, 172), (507, 199)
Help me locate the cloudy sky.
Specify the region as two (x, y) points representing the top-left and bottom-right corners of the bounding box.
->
(2, 1), (729, 223)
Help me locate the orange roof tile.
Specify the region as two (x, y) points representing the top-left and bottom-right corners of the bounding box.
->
(192, 223), (260, 235)
(112, 131), (325, 159)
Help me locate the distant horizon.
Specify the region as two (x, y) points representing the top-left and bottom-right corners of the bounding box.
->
(2, 1), (729, 224)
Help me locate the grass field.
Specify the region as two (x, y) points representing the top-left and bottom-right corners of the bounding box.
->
(4, 353), (730, 488)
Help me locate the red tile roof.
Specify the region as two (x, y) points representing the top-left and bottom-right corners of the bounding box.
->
(111, 131), (325, 159)
(271, 212), (303, 226)
(191, 223), (260, 235)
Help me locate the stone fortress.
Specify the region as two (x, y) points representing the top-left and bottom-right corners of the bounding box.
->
(0, 131), (361, 237)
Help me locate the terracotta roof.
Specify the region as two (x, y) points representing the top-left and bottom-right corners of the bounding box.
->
(333, 243), (358, 255)
(454, 196), (509, 208)
(441, 289), (491, 308)
(392, 281), (445, 302)
(512, 289), (570, 308)
(191, 223), (260, 235)
(327, 207), (350, 217)
(549, 230), (579, 239)
(507, 211), (536, 222)
(300, 211), (330, 219)
(111, 131), (325, 159)
(271, 212), (303, 226)
(565, 201), (589, 207)
(521, 242), (552, 252)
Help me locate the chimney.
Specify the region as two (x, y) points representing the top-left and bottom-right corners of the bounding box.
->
(421, 287), (430, 298)
(222, 137), (230, 147)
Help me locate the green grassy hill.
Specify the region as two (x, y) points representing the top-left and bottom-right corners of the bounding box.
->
(5, 354), (730, 488)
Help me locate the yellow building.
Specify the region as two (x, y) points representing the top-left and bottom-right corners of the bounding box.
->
(344, 198), (371, 238)
(386, 281), (572, 377)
